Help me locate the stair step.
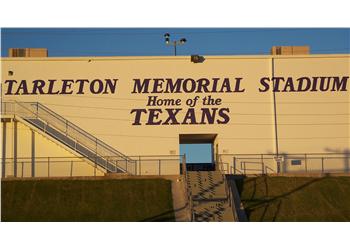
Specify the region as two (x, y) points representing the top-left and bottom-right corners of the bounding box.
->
(187, 171), (235, 222)
(193, 201), (234, 222)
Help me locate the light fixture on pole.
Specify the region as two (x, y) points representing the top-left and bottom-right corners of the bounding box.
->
(164, 33), (187, 56)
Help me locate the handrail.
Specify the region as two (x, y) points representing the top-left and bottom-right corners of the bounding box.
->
(224, 176), (239, 221)
(2, 155), (182, 178)
(35, 102), (129, 160)
(2, 101), (133, 173)
(220, 153), (350, 156)
(181, 155), (194, 221)
(1, 156), (180, 161)
(218, 165), (239, 221)
(228, 153), (350, 175)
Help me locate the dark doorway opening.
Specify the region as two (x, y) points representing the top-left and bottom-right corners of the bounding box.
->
(179, 134), (217, 171)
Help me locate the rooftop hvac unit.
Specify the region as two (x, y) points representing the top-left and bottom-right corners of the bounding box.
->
(8, 48), (48, 57)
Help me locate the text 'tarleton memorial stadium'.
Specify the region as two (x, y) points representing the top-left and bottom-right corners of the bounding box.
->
(1, 46), (349, 178)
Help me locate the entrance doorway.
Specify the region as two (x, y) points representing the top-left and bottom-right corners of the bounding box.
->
(179, 134), (217, 171)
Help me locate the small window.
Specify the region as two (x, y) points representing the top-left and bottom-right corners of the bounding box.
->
(291, 160), (302, 165)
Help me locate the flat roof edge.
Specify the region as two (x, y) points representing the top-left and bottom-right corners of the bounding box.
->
(1, 54), (349, 61)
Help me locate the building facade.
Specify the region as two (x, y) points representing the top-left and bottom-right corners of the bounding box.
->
(1, 54), (349, 176)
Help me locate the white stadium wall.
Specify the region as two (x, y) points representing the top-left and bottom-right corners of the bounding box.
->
(1, 54), (350, 175)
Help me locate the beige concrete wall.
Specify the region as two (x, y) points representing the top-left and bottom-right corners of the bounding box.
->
(1, 119), (105, 177)
(274, 56), (350, 154)
(1, 54), (349, 174)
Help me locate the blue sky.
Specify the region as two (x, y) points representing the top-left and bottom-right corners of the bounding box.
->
(180, 144), (212, 163)
(1, 28), (349, 57)
(1, 28), (349, 162)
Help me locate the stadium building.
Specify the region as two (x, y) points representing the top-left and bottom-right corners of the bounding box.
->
(1, 47), (350, 178)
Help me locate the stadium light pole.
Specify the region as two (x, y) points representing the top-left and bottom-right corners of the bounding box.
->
(164, 33), (187, 56)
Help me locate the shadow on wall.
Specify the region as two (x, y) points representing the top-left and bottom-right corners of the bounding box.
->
(264, 151), (303, 173)
(324, 148), (350, 173)
(267, 149), (350, 173)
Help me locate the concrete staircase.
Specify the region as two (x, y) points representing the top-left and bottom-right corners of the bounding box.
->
(187, 171), (236, 222)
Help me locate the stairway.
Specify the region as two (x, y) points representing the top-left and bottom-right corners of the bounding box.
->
(2, 101), (135, 174)
(187, 171), (236, 222)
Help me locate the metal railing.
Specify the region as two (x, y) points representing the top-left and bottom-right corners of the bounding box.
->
(128, 155), (183, 175)
(222, 173), (239, 221)
(2, 155), (183, 178)
(2, 101), (132, 173)
(181, 155), (194, 221)
(217, 153), (350, 175)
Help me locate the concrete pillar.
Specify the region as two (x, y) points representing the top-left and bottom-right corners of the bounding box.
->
(31, 130), (35, 177)
(2, 121), (6, 178)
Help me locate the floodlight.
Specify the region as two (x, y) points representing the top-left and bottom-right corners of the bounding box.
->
(180, 38), (187, 44)
(163, 33), (187, 56)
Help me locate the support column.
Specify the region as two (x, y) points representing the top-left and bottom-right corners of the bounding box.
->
(271, 57), (280, 173)
(31, 129), (35, 177)
(14, 120), (18, 177)
(2, 121), (6, 178)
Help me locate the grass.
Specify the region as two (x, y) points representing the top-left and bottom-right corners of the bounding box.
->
(235, 176), (350, 222)
(1, 178), (175, 222)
